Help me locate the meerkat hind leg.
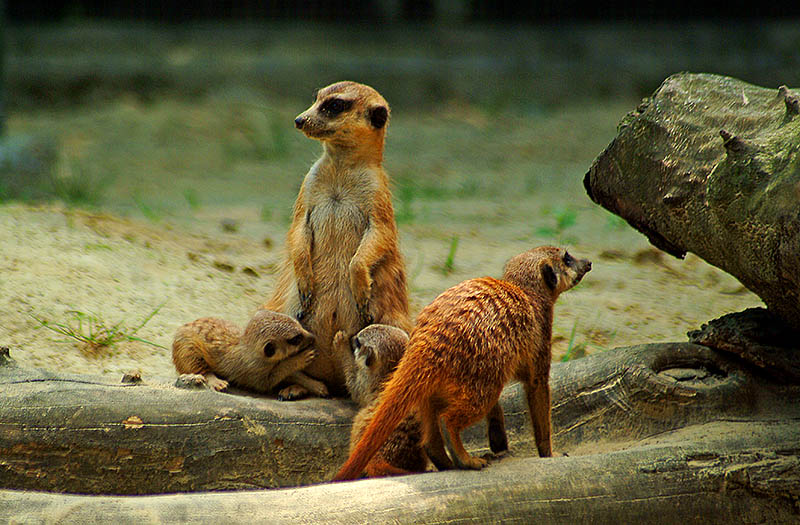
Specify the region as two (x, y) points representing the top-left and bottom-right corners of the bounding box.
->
(441, 415), (488, 470)
(525, 381), (553, 457)
(419, 399), (453, 471)
(364, 458), (415, 478)
(487, 401), (509, 455)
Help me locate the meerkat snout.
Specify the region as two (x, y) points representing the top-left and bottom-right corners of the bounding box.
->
(294, 116), (306, 129)
(297, 332), (315, 351)
(567, 252), (592, 283)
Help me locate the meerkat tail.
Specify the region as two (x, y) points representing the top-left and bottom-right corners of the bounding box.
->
(333, 367), (432, 482)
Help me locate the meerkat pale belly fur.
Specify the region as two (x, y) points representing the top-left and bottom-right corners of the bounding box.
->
(172, 310), (326, 397)
(263, 81), (412, 400)
(334, 246), (592, 481)
(333, 325), (427, 478)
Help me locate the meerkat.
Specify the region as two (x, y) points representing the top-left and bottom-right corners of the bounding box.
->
(172, 309), (328, 398)
(332, 326), (428, 478)
(333, 246), (592, 481)
(263, 81), (412, 400)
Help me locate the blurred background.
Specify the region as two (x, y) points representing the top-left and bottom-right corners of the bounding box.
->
(1, 2), (798, 375)
(4, 2), (800, 217)
(4, 2), (799, 213)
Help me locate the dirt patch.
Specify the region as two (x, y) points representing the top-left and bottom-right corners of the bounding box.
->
(0, 201), (761, 381)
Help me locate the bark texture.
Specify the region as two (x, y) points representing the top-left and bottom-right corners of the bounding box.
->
(584, 72), (800, 329)
(1, 420), (798, 524)
(2, 342), (798, 495)
(689, 307), (800, 383)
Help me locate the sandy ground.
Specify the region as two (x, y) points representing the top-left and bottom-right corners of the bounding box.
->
(0, 200), (761, 382)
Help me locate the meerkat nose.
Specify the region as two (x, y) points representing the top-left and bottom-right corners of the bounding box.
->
(294, 116), (306, 129)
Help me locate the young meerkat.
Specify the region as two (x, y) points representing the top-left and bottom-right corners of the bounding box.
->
(334, 246), (592, 481)
(263, 81), (412, 400)
(172, 309), (327, 398)
(333, 326), (428, 478)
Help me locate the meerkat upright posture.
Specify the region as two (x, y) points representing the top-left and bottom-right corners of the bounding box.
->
(334, 246), (592, 481)
(263, 81), (411, 400)
(172, 309), (326, 397)
(332, 326), (428, 478)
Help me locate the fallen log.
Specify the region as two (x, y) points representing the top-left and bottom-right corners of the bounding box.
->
(584, 72), (800, 330)
(2, 342), (797, 495)
(689, 307), (800, 383)
(2, 419), (799, 524)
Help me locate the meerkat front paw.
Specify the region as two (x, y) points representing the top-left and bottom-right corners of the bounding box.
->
(175, 373), (207, 390)
(357, 301), (374, 326)
(278, 384), (310, 401)
(205, 375), (229, 392)
(298, 348), (316, 368)
(297, 280), (314, 317)
(349, 260), (373, 324)
(333, 330), (352, 356)
(305, 378), (330, 398)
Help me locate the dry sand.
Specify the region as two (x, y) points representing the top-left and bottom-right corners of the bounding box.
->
(0, 200), (762, 383)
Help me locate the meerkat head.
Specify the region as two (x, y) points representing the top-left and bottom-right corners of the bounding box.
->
(241, 310), (315, 363)
(503, 246), (592, 297)
(294, 81), (390, 152)
(351, 324), (408, 383)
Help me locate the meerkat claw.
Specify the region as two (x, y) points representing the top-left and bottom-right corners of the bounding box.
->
(358, 303), (374, 326)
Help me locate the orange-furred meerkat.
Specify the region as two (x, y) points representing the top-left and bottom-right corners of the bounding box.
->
(171, 310), (327, 398)
(333, 326), (428, 478)
(334, 246), (592, 481)
(263, 81), (412, 400)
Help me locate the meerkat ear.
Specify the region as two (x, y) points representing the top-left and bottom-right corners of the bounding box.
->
(542, 264), (558, 291)
(368, 106), (388, 129)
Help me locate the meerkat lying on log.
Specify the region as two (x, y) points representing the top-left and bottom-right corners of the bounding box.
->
(172, 310), (326, 398)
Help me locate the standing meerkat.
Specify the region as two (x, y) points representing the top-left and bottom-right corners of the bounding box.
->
(172, 309), (327, 398)
(334, 246), (592, 481)
(263, 81), (412, 400)
(333, 326), (428, 478)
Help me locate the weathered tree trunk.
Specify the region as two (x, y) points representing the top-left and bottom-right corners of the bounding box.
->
(584, 72), (800, 330)
(2, 342), (798, 505)
(2, 420), (799, 524)
(689, 307), (800, 383)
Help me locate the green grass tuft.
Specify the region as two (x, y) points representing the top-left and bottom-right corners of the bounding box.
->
(441, 235), (459, 275)
(31, 302), (167, 357)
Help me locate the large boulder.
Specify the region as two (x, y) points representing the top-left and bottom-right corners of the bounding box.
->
(584, 72), (800, 330)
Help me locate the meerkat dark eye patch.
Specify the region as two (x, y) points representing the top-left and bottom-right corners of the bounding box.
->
(368, 106), (388, 129)
(563, 251), (573, 266)
(542, 264), (558, 290)
(364, 349), (375, 368)
(264, 342), (276, 358)
(320, 98), (352, 116)
(287, 334), (304, 346)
